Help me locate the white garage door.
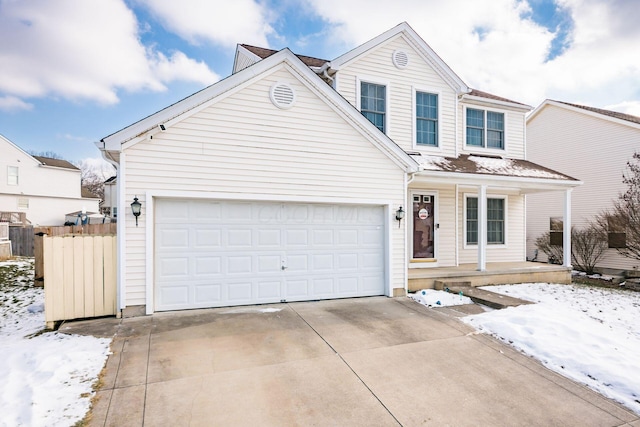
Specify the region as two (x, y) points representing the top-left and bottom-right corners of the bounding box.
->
(154, 199), (386, 311)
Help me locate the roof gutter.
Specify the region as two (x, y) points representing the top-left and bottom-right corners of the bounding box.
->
(316, 62), (335, 88)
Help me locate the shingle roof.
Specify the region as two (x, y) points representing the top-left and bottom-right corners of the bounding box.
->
(468, 89), (529, 107)
(554, 101), (640, 126)
(411, 153), (579, 181)
(32, 156), (79, 170)
(241, 44), (328, 68)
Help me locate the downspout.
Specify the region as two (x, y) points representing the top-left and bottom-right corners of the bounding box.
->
(316, 62), (335, 89)
(97, 142), (124, 317)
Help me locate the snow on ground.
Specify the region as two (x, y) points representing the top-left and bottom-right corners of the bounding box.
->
(459, 283), (640, 415)
(409, 288), (473, 307)
(0, 258), (112, 427)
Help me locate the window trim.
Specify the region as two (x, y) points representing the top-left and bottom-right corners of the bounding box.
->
(412, 86), (442, 152)
(463, 105), (507, 153)
(7, 166), (18, 186)
(463, 193), (508, 248)
(356, 76), (390, 134)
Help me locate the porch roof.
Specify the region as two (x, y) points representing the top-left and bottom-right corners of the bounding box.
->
(410, 153), (581, 192)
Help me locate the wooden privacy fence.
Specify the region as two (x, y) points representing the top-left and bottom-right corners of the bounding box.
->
(9, 225), (34, 257)
(43, 234), (117, 329)
(35, 223), (117, 285)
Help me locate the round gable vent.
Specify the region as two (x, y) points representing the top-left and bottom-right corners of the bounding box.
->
(392, 50), (409, 69)
(270, 82), (296, 109)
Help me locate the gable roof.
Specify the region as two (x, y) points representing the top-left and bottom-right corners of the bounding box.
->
(330, 22), (469, 94)
(528, 100), (640, 128)
(240, 44), (328, 68)
(98, 48), (419, 173)
(0, 134), (41, 165)
(32, 156), (79, 170)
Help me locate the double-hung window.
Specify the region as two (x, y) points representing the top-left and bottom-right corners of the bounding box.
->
(360, 82), (386, 132)
(7, 166), (18, 186)
(466, 196), (505, 245)
(466, 108), (504, 149)
(416, 92), (438, 146)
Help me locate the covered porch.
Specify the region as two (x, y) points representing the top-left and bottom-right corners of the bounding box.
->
(407, 261), (571, 292)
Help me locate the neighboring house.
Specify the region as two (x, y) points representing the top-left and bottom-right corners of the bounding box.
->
(0, 134), (100, 226)
(100, 175), (117, 219)
(98, 22), (580, 316)
(526, 100), (640, 274)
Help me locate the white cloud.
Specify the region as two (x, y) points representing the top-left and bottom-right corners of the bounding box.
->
(0, 0), (219, 109)
(135, 0), (274, 47)
(304, 0), (640, 114)
(0, 96), (33, 112)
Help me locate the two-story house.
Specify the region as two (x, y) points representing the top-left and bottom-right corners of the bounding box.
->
(98, 22), (580, 316)
(527, 100), (640, 274)
(0, 134), (100, 226)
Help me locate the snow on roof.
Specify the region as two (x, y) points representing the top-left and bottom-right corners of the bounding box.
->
(411, 154), (578, 181)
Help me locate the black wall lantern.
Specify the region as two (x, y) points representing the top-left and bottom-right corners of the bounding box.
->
(395, 206), (404, 228)
(131, 196), (142, 227)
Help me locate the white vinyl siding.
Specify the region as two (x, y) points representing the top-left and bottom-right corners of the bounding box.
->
(527, 104), (639, 271)
(122, 66), (406, 307)
(336, 36), (457, 156)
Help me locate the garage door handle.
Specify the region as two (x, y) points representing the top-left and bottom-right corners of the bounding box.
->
(281, 265), (288, 270)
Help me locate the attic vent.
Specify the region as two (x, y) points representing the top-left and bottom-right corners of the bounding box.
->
(270, 82), (296, 109)
(392, 50), (409, 69)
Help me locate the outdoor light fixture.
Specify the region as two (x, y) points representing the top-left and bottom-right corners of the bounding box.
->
(131, 196), (142, 227)
(395, 206), (404, 228)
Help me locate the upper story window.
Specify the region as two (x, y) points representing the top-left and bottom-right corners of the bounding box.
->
(466, 196), (506, 245)
(416, 92), (438, 146)
(7, 166), (18, 186)
(466, 108), (504, 149)
(360, 82), (386, 133)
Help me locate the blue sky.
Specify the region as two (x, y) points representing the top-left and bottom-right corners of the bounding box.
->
(1, 0), (639, 164)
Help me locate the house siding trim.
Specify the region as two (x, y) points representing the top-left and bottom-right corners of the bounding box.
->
(143, 189), (399, 314)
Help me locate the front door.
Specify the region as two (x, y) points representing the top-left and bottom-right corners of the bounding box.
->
(412, 194), (435, 259)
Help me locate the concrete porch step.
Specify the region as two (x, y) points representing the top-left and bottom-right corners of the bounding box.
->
(436, 281), (533, 310)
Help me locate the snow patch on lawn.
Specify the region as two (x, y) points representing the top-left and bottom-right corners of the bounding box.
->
(0, 258), (112, 427)
(410, 289), (473, 307)
(462, 283), (640, 415)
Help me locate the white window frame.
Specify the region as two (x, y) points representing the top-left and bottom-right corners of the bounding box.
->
(412, 86), (442, 152)
(463, 105), (508, 153)
(356, 76), (390, 135)
(7, 166), (18, 186)
(463, 193), (508, 249)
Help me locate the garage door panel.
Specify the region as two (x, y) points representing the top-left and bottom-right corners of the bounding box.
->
(257, 228), (281, 247)
(313, 229), (334, 245)
(227, 228), (253, 247)
(257, 281), (281, 299)
(228, 282), (253, 301)
(194, 283), (222, 303)
(257, 254), (281, 273)
(157, 228), (189, 249)
(337, 277), (358, 293)
(194, 228), (222, 248)
(158, 257), (189, 277)
(285, 229), (308, 246)
(195, 257), (221, 275)
(155, 199), (386, 311)
(227, 256), (253, 274)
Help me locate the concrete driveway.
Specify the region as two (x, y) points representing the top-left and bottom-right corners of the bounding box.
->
(61, 297), (639, 426)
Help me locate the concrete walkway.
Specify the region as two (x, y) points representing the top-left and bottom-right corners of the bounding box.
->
(60, 297), (639, 427)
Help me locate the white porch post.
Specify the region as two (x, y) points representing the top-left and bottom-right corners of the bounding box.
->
(563, 188), (573, 268)
(477, 185), (487, 271)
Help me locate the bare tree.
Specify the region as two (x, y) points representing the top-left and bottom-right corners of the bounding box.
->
(597, 152), (640, 262)
(535, 231), (565, 264)
(571, 225), (608, 274)
(73, 159), (116, 200)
